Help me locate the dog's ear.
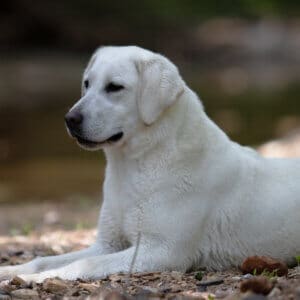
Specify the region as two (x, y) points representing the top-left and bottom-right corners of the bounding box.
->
(136, 54), (185, 125)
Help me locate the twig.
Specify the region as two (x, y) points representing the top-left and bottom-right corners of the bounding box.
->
(129, 231), (142, 275)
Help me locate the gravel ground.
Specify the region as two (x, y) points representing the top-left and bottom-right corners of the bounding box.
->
(0, 230), (300, 299)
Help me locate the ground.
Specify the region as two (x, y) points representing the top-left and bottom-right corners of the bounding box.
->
(0, 228), (300, 299)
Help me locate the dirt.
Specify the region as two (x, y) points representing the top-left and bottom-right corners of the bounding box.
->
(0, 230), (299, 299)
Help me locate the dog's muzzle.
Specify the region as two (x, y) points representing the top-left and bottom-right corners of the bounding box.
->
(65, 110), (124, 148)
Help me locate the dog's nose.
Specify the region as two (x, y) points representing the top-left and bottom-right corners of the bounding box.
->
(65, 110), (83, 131)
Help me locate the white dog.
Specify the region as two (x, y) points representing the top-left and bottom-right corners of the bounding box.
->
(1, 46), (300, 283)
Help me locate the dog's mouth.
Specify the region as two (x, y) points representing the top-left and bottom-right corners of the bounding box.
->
(74, 132), (124, 148)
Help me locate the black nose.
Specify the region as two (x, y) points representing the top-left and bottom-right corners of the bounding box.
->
(65, 110), (83, 131)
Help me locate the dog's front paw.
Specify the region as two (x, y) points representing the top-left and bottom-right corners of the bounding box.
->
(19, 271), (57, 284)
(18, 273), (44, 284)
(0, 266), (18, 281)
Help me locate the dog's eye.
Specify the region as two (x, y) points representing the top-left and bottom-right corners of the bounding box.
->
(84, 80), (89, 89)
(105, 83), (124, 93)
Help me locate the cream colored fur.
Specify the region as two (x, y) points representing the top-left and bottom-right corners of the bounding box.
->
(0, 46), (299, 283)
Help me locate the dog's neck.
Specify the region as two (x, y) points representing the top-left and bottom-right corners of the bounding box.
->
(104, 86), (231, 166)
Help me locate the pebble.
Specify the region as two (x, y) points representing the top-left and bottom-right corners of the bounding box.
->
(0, 282), (11, 293)
(43, 210), (60, 225)
(10, 276), (27, 287)
(295, 286), (300, 297)
(0, 256), (9, 263)
(241, 292), (267, 299)
(140, 286), (159, 294)
(99, 291), (128, 300)
(267, 287), (281, 298)
(11, 288), (39, 299)
(42, 278), (69, 294)
(215, 288), (230, 298)
(242, 274), (253, 279)
(78, 282), (98, 293)
(109, 274), (123, 282)
(170, 284), (182, 293)
(232, 276), (242, 281)
(170, 271), (182, 281)
(0, 290), (10, 300)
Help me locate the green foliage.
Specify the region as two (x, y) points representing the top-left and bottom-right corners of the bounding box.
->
(9, 228), (19, 237)
(252, 268), (279, 278)
(75, 221), (90, 230)
(261, 269), (278, 278)
(18, 1), (300, 27)
(295, 255), (300, 265)
(76, 0), (300, 20)
(195, 271), (204, 281)
(9, 223), (34, 236)
(145, 0), (300, 20)
(21, 223), (34, 236)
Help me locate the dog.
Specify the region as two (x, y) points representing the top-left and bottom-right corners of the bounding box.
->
(1, 46), (300, 283)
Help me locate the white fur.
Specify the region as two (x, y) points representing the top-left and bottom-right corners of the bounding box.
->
(1, 46), (300, 283)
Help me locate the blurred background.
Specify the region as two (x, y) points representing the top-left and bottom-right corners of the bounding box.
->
(1, 0), (300, 235)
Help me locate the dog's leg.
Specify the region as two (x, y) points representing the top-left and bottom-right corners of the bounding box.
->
(0, 243), (109, 280)
(18, 243), (180, 283)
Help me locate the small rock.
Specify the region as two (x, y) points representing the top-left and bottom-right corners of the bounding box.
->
(78, 282), (98, 293)
(232, 276), (242, 281)
(43, 210), (60, 225)
(10, 276), (27, 287)
(241, 292), (267, 299)
(226, 292), (267, 300)
(198, 285), (207, 292)
(9, 251), (24, 257)
(0, 282), (12, 293)
(243, 274), (254, 279)
(267, 287), (281, 298)
(143, 273), (161, 280)
(294, 265), (300, 273)
(170, 284), (182, 293)
(215, 288), (230, 298)
(159, 284), (172, 293)
(0, 289), (11, 300)
(99, 290), (128, 300)
(8, 257), (24, 265)
(240, 276), (273, 295)
(240, 256), (288, 276)
(11, 288), (39, 299)
(42, 278), (69, 294)
(140, 286), (159, 294)
(170, 271), (182, 281)
(296, 286), (300, 297)
(0, 256), (9, 263)
(182, 290), (211, 299)
(109, 274), (123, 282)
(220, 292), (241, 300)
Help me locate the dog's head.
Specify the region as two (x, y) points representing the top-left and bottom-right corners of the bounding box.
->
(65, 46), (184, 150)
